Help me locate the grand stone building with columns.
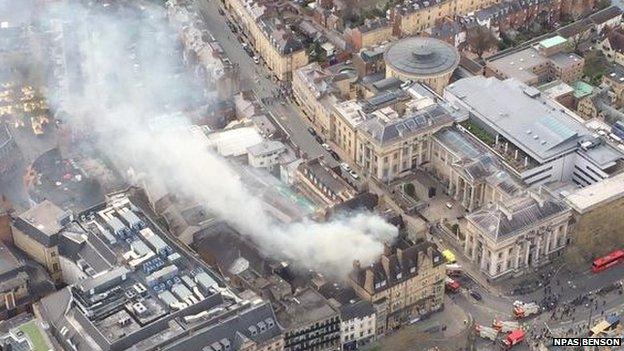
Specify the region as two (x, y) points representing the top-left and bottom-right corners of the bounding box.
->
(463, 191), (572, 279)
(429, 128), (524, 212)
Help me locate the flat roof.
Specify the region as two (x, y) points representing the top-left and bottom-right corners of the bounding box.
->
(539, 36), (567, 49)
(564, 172), (624, 213)
(571, 81), (594, 99)
(446, 77), (591, 163)
(486, 47), (547, 82)
(17, 200), (67, 237)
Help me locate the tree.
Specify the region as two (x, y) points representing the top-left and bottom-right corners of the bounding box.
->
(307, 41), (325, 63)
(583, 50), (608, 85)
(467, 26), (498, 58)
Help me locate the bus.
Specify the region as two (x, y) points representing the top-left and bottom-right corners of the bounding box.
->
(592, 249), (624, 273)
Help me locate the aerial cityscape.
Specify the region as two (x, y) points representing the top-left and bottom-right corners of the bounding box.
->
(0, 0), (623, 350)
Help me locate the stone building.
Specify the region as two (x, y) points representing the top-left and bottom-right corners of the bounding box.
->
(349, 239), (445, 334)
(292, 62), (356, 136)
(346, 18), (393, 51)
(11, 201), (71, 283)
(356, 103), (454, 183)
(0, 242), (29, 319)
(485, 36), (584, 86)
(223, 0), (308, 80)
(389, 0), (499, 37)
(430, 128), (523, 212)
(563, 172), (624, 257)
(383, 37), (460, 94)
(464, 191), (572, 279)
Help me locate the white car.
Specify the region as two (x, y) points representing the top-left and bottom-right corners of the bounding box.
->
(340, 162), (351, 172)
(322, 143), (331, 151)
(349, 170), (359, 179)
(253, 56), (260, 64)
(445, 202), (453, 209)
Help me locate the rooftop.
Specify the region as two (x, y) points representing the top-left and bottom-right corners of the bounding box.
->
(468, 194), (570, 240)
(350, 239), (444, 294)
(16, 200), (69, 238)
(276, 288), (338, 329)
(0, 242), (22, 278)
(570, 81), (594, 99)
(538, 36), (567, 49)
(445, 77), (607, 164)
(564, 171), (624, 213)
(247, 140), (286, 157)
(384, 36), (460, 77)
(36, 195), (271, 351)
(359, 103), (454, 146)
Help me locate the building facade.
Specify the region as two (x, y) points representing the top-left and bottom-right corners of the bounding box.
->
(464, 192), (572, 279)
(390, 0), (500, 37)
(224, 0), (308, 80)
(349, 240), (445, 334)
(356, 103), (454, 182)
(292, 62), (354, 136)
(346, 19), (393, 51)
(11, 201), (70, 283)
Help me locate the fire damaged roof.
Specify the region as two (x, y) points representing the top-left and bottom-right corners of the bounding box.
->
(349, 239), (443, 295)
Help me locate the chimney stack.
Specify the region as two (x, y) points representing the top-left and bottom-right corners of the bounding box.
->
(383, 241), (392, 256)
(364, 269), (375, 293)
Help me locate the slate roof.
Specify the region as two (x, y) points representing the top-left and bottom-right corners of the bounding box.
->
(359, 104), (454, 146)
(607, 27), (624, 53)
(349, 239), (443, 294)
(589, 5), (623, 25)
(467, 195), (569, 240)
(340, 300), (375, 321)
(165, 302), (283, 351)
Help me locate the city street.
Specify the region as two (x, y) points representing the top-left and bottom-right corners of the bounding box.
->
(193, 0), (338, 166)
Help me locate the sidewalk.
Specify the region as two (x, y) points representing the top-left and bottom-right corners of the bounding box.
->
(431, 223), (507, 297)
(369, 300), (474, 351)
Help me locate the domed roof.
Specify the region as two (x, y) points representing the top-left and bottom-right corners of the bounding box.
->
(384, 37), (460, 77)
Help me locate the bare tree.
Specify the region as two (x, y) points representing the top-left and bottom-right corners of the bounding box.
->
(467, 26), (498, 59)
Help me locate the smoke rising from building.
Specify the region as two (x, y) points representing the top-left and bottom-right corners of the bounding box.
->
(34, 1), (398, 278)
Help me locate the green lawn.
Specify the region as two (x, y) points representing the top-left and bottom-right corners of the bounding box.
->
(18, 321), (50, 351)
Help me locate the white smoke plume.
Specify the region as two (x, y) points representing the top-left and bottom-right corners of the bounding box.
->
(31, 0), (398, 277)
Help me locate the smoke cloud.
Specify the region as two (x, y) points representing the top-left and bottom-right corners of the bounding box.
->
(27, 0), (398, 278)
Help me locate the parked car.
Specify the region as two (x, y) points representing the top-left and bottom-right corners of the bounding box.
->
(340, 162), (351, 172)
(314, 135), (323, 143)
(470, 290), (483, 301)
(330, 151), (340, 161)
(321, 143), (331, 151)
(253, 55), (260, 64)
(218, 8), (225, 15)
(349, 170), (359, 179)
(307, 127), (317, 136)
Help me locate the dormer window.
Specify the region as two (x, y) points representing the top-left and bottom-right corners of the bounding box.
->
(410, 266), (416, 273)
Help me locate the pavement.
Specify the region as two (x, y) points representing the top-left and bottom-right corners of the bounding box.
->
(369, 297), (474, 351)
(193, 0), (338, 167)
(0, 123), (59, 209)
